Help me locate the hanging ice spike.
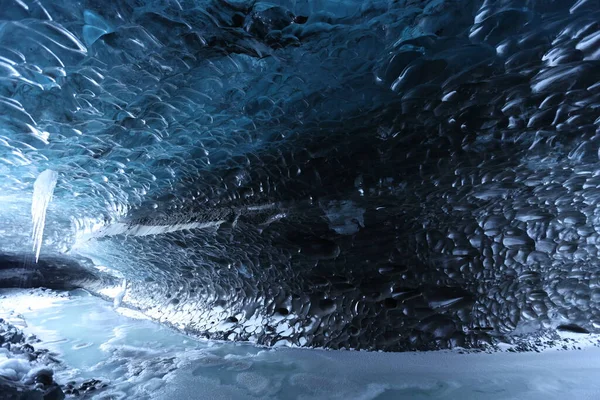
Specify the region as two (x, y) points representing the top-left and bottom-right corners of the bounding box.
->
(31, 169), (58, 262)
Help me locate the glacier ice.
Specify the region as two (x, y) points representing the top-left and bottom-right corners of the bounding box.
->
(113, 278), (127, 308)
(3, 287), (600, 400)
(0, 0), (600, 355)
(31, 169), (58, 262)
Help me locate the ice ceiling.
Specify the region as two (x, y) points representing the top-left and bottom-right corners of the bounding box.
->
(0, 0), (600, 351)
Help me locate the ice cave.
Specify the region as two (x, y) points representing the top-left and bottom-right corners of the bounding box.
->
(1, 0), (600, 398)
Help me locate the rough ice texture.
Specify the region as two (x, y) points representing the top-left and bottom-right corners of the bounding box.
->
(0, 0), (600, 351)
(0, 318), (65, 399)
(4, 287), (600, 400)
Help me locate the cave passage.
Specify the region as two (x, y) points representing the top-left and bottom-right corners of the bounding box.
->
(0, 0), (600, 356)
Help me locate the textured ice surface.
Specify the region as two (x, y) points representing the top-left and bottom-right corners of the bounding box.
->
(1, 0), (600, 350)
(3, 288), (600, 400)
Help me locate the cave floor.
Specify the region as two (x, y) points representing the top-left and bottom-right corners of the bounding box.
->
(1, 288), (600, 400)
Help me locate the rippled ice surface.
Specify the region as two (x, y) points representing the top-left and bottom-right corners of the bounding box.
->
(1, 289), (600, 400)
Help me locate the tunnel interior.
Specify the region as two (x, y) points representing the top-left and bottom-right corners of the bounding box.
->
(0, 0), (600, 359)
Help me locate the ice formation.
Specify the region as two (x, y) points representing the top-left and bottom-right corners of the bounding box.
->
(3, 288), (600, 400)
(113, 279), (127, 308)
(31, 169), (58, 262)
(0, 0), (600, 355)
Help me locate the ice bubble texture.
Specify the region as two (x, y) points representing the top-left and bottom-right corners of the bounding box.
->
(1, 0), (600, 351)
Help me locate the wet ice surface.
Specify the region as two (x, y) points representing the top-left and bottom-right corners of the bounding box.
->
(2, 289), (600, 400)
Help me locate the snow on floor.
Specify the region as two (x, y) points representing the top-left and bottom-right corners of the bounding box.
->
(1, 288), (600, 400)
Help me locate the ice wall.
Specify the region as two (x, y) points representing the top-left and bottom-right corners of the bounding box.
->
(0, 0), (600, 351)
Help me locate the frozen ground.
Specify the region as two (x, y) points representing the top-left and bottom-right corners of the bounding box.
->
(1, 288), (600, 400)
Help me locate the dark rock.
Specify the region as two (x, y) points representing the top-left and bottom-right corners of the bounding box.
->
(557, 324), (590, 334)
(43, 385), (65, 400)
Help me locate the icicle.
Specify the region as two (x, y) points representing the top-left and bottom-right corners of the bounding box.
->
(31, 169), (58, 262)
(113, 279), (128, 308)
